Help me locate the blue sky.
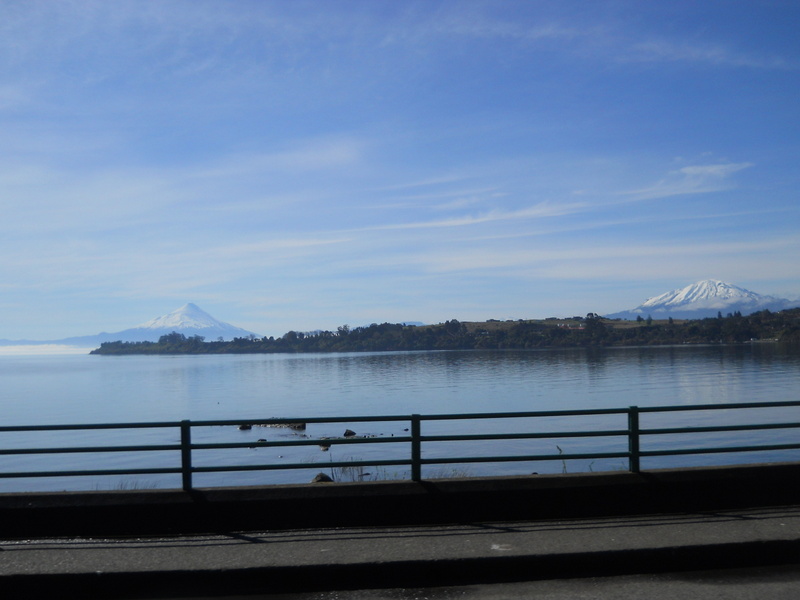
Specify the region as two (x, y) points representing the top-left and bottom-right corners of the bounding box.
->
(1, 0), (799, 340)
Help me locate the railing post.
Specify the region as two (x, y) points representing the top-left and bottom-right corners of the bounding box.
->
(180, 420), (193, 491)
(411, 414), (422, 482)
(628, 406), (640, 473)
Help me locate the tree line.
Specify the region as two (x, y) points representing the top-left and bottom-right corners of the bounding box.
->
(90, 308), (800, 355)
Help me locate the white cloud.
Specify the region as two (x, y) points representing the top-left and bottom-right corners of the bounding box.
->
(432, 16), (580, 44)
(355, 202), (587, 232)
(628, 40), (798, 70)
(620, 163), (754, 201)
(676, 164), (752, 178)
(196, 138), (367, 179)
(371, 174), (476, 192)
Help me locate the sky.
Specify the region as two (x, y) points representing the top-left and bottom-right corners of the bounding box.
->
(1, 0), (799, 340)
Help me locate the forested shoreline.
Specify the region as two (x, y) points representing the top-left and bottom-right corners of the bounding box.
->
(90, 308), (800, 355)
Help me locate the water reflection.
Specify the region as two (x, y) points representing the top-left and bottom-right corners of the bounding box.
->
(2, 345), (799, 491)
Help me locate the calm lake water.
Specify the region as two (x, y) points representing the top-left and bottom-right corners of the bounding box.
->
(2, 344), (800, 492)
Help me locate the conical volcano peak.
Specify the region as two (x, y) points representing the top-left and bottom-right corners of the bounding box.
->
(106, 303), (262, 341)
(641, 280), (761, 308)
(137, 303), (223, 330)
(607, 280), (797, 320)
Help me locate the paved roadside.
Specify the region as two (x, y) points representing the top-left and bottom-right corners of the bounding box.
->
(227, 564), (800, 600)
(2, 505), (800, 599)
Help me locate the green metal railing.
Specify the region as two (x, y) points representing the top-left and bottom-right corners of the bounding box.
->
(2, 401), (800, 491)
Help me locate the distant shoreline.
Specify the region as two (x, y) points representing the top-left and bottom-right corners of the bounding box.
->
(0, 344), (95, 356)
(90, 309), (800, 355)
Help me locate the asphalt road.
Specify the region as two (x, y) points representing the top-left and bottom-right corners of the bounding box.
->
(139, 564), (800, 599)
(3, 505), (800, 599)
(451, 565), (800, 600)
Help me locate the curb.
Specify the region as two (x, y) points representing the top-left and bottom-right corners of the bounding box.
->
(4, 538), (800, 599)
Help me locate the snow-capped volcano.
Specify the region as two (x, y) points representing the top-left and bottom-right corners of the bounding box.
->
(641, 280), (763, 310)
(136, 303), (229, 331)
(0, 303), (261, 348)
(607, 280), (798, 320)
(114, 303), (260, 342)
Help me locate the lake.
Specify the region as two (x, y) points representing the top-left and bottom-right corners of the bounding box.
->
(2, 344), (800, 492)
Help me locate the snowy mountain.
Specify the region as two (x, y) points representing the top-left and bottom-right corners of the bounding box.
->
(92, 303), (261, 343)
(1, 303), (261, 347)
(607, 280), (798, 320)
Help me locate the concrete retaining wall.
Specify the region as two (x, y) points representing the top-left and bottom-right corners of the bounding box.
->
(2, 462), (799, 537)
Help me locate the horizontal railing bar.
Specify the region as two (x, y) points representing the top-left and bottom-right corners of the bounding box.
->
(420, 430), (630, 443)
(0, 421), (180, 433)
(0, 467), (181, 479)
(638, 400), (800, 413)
(0, 444), (181, 456)
(641, 422), (800, 436)
(641, 443), (800, 458)
(190, 437), (413, 451)
(0, 407), (633, 432)
(193, 409), (632, 427)
(420, 451), (630, 465)
(189, 415), (412, 427)
(5, 400), (800, 432)
(420, 408), (630, 420)
(0, 415), (413, 433)
(192, 459), (412, 474)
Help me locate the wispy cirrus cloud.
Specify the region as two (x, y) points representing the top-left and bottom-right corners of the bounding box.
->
(190, 136), (367, 180)
(620, 163), (754, 201)
(353, 201), (587, 232)
(395, 6), (798, 72)
(627, 39), (798, 70)
(430, 17), (581, 44)
(394, 234), (800, 277)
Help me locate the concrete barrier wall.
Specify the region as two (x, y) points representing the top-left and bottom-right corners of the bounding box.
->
(2, 462), (799, 537)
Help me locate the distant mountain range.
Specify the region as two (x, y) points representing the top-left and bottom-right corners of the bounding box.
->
(0, 303), (261, 347)
(606, 280), (799, 320)
(3, 283), (799, 348)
